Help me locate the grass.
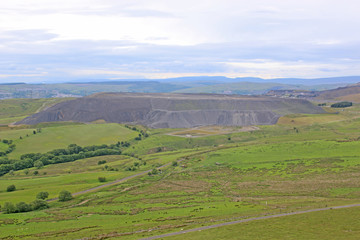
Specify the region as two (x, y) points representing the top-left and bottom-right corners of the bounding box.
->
(0, 155), (141, 205)
(166, 207), (360, 240)
(0, 102), (360, 239)
(5, 123), (138, 159)
(0, 98), (70, 123)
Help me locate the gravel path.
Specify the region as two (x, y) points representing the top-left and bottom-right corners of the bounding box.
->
(139, 203), (360, 240)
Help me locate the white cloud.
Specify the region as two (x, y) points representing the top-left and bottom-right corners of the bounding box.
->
(0, 0), (359, 82)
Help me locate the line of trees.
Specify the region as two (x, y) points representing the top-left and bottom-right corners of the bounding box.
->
(1, 190), (73, 214)
(331, 101), (352, 108)
(1, 191), (50, 214)
(0, 142), (131, 176)
(0, 139), (16, 157)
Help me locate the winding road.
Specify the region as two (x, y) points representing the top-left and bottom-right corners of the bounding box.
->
(138, 203), (360, 240)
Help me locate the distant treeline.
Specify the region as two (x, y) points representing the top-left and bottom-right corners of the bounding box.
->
(0, 142), (129, 176)
(331, 102), (352, 108)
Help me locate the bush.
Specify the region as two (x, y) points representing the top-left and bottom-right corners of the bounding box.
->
(98, 177), (106, 182)
(6, 184), (16, 192)
(31, 199), (49, 210)
(34, 160), (44, 169)
(16, 202), (31, 212)
(3, 202), (16, 214)
(172, 161), (178, 166)
(58, 190), (73, 202)
(36, 191), (49, 200)
(98, 160), (107, 165)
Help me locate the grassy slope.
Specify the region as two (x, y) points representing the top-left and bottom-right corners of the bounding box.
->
(336, 93), (360, 103)
(167, 207), (360, 240)
(0, 103), (360, 239)
(0, 98), (71, 124)
(6, 123), (138, 159)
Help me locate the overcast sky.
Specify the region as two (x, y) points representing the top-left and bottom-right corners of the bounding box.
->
(0, 0), (359, 82)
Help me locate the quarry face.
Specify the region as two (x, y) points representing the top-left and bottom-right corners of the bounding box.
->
(17, 93), (325, 128)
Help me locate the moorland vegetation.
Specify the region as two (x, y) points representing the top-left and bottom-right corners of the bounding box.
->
(0, 97), (359, 239)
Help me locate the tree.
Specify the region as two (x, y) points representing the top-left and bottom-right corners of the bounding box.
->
(6, 184), (16, 192)
(31, 199), (49, 210)
(36, 191), (49, 200)
(331, 101), (352, 108)
(34, 160), (44, 169)
(58, 190), (72, 202)
(16, 202), (31, 212)
(3, 202), (16, 214)
(98, 177), (106, 182)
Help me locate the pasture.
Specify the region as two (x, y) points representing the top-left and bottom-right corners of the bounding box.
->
(0, 102), (359, 239)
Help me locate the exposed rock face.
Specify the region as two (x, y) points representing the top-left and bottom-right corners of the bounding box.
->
(17, 93), (325, 128)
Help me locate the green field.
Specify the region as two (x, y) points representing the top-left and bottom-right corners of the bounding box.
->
(5, 123), (138, 159)
(0, 101), (360, 239)
(166, 207), (360, 240)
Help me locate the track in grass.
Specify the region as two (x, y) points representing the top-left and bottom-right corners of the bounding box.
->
(139, 203), (360, 240)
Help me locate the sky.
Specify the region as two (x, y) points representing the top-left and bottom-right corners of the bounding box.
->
(0, 0), (359, 83)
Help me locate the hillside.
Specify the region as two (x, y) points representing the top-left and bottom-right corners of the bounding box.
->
(316, 83), (360, 102)
(0, 77), (354, 99)
(16, 93), (324, 128)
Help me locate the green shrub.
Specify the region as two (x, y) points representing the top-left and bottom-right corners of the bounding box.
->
(3, 202), (16, 214)
(6, 184), (16, 192)
(98, 160), (107, 165)
(16, 202), (31, 212)
(31, 199), (49, 210)
(58, 190), (73, 202)
(98, 177), (106, 182)
(36, 191), (49, 200)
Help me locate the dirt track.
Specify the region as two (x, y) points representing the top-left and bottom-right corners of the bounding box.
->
(138, 203), (360, 240)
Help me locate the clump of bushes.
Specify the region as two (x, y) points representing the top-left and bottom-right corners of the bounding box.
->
(148, 168), (160, 176)
(6, 184), (16, 192)
(58, 190), (73, 202)
(1, 199), (49, 214)
(36, 191), (49, 200)
(98, 160), (107, 165)
(1, 189), (75, 214)
(98, 177), (106, 182)
(103, 165), (118, 171)
(331, 101), (352, 108)
(0, 143), (124, 176)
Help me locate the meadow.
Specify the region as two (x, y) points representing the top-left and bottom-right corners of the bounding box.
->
(0, 99), (359, 239)
(7, 123), (138, 159)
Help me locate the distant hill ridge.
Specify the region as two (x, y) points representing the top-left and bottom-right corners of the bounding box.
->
(315, 82), (360, 102)
(17, 93), (325, 128)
